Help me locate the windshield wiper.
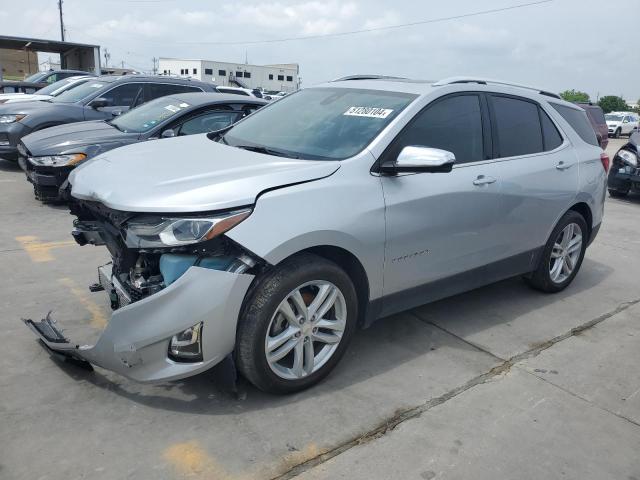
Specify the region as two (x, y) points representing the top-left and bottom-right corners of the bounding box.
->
(234, 145), (300, 159)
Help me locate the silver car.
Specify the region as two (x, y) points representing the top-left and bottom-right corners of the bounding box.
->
(25, 76), (608, 394)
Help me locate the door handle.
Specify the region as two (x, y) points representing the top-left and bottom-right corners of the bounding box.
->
(556, 161), (573, 171)
(473, 175), (497, 186)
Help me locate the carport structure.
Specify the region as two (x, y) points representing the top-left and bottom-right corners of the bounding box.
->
(0, 35), (101, 80)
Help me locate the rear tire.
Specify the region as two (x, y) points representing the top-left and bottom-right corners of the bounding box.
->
(235, 253), (357, 394)
(526, 210), (588, 293)
(609, 189), (629, 198)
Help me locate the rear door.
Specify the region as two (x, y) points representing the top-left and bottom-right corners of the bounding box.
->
(379, 93), (507, 308)
(488, 94), (578, 257)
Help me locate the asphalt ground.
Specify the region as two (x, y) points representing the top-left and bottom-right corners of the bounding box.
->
(1, 138), (638, 480)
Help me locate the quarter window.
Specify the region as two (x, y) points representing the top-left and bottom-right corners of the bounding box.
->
(551, 104), (599, 146)
(491, 95), (543, 157)
(386, 94), (484, 164)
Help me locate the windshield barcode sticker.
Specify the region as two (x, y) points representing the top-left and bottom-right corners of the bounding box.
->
(344, 106), (393, 119)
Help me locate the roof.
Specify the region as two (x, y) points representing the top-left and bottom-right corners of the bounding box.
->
(0, 35), (99, 53)
(324, 74), (565, 101)
(165, 92), (267, 106)
(95, 74), (216, 87)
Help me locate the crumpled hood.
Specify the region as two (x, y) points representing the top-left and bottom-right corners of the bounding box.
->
(70, 134), (340, 213)
(22, 120), (136, 156)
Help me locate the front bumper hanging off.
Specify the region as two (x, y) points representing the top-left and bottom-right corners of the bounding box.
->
(24, 265), (254, 383)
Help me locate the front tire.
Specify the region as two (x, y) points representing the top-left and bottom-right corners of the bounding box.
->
(614, 128), (621, 139)
(526, 210), (588, 293)
(235, 253), (357, 394)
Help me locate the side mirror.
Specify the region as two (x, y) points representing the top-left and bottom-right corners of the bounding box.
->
(161, 129), (176, 138)
(89, 97), (111, 109)
(380, 146), (456, 175)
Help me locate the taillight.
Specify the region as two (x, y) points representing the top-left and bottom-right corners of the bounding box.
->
(600, 152), (610, 173)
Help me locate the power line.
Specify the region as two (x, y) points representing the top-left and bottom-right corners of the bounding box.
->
(177, 0), (553, 46)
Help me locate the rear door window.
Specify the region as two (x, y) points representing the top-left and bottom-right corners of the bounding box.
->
(385, 94), (485, 164)
(491, 95), (543, 157)
(550, 104), (599, 146)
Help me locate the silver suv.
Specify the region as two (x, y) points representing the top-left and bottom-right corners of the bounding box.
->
(25, 76), (608, 394)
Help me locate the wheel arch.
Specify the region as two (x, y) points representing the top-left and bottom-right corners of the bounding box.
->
(568, 202), (593, 238)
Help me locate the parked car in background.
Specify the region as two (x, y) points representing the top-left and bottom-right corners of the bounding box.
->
(607, 132), (640, 197)
(575, 102), (608, 150)
(25, 76), (606, 394)
(0, 75), (217, 161)
(0, 69), (90, 94)
(19, 93), (266, 201)
(216, 86), (263, 98)
(606, 112), (639, 138)
(0, 76), (93, 105)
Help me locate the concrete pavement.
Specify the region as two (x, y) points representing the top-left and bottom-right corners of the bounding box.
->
(1, 138), (638, 480)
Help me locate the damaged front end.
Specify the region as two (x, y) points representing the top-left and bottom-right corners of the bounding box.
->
(24, 200), (263, 382)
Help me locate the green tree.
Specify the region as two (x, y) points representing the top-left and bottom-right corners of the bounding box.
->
(598, 96), (629, 113)
(559, 89), (590, 103)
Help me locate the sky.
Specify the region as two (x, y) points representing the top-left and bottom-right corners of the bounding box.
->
(1, 0), (637, 102)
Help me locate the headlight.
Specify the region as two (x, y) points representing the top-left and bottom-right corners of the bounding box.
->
(0, 114), (26, 124)
(617, 149), (638, 167)
(123, 208), (252, 248)
(29, 153), (87, 167)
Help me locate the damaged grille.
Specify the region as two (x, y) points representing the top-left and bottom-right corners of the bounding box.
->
(73, 201), (262, 310)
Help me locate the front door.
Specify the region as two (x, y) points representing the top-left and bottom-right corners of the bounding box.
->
(379, 93), (506, 314)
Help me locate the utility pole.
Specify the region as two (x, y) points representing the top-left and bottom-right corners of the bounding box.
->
(103, 48), (110, 68)
(152, 57), (158, 75)
(58, 0), (65, 41)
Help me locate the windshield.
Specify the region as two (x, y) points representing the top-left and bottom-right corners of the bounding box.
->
(36, 78), (87, 96)
(24, 72), (48, 83)
(51, 80), (108, 103)
(606, 114), (624, 122)
(222, 87), (416, 160)
(110, 96), (190, 133)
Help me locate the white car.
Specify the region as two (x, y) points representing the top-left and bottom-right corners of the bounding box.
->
(606, 112), (639, 138)
(0, 76), (92, 105)
(216, 86), (262, 98)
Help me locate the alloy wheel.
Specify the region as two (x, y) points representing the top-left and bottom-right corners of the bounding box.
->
(549, 222), (583, 284)
(265, 280), (347, 380)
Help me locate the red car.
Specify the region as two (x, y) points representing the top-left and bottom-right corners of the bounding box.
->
(576, 102), (608, 150)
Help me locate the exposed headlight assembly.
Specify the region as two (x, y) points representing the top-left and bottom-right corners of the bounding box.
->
(29, 153), (87, 167)
(617, 149), (638, 167)
(124, 208), (252, 248)
(0, 114), (26, 124)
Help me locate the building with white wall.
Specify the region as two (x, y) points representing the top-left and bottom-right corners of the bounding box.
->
(158, 58), (300, 92)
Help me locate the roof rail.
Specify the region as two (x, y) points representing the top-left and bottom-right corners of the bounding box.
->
(332, 74), (407, 82)
(433, 76), (561, 99)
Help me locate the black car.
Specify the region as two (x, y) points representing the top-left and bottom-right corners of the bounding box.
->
(19, 92), (266, 201)
(0, 75), (217, 161)
(607, 132), (640, 198)
(0, 69), (90, 94)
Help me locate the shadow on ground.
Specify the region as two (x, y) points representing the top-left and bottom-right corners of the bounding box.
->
(47, 256), (613, 415)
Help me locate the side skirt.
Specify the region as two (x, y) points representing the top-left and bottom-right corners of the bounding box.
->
(364, 248), (543, 327)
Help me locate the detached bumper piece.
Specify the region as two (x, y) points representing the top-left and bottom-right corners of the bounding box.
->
(23, 313), (93, 370)
(22, 266), (254, 383)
